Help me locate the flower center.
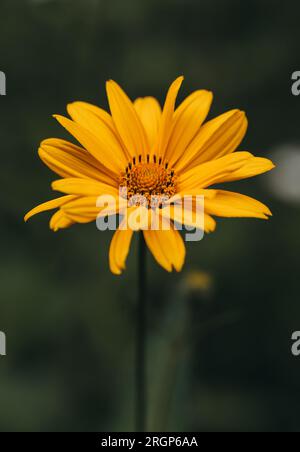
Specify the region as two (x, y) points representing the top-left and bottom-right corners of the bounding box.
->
(120, 155), (177, 207)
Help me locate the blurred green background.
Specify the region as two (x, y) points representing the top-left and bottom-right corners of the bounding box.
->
(1, 0), (300, 432)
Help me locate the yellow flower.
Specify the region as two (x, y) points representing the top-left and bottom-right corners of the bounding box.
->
(25, 76), (274, 274)
(183, 271), (213, 293)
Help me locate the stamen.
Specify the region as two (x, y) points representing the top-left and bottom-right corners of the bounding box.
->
(119, 154), (177, 208)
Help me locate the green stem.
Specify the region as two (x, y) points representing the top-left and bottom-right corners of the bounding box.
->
(136, 232), (147, 432)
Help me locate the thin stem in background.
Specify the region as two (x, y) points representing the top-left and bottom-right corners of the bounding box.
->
(136, 232), (147, 432)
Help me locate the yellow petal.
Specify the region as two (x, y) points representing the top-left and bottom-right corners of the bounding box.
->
(166, 90), (213, 166)
(156, 76), (184, 159)
(204, 190), (272, 219)
(61, 196), (102, 217)
(176, 110), (248, 172)
(220, 157), (275, 183)
(143, 217), (186, 272)
(134, 97), (162, 149)
(67, 102), (130, 164)
(67, 101), (116, 133)
(39, 139), (117, 187)
(69, 101), (131, 160)
(162, 189), (217, 232)
(126, 206), (150, 231)
(202, 214), (216, 233)
(24, 195), (76, 222)
(52, 178), (120, 197)
(161, 205), (216, 233)
(53, 115), (123, 175)
(61, 195), (126, 219)
(49, 210), (74, 231)
(179, 152), (254, 191)
(106, 80), (149, 159)
(109, 220), (134, 275)
(166, 189), (217, 204)
(64, 212), (96, 224)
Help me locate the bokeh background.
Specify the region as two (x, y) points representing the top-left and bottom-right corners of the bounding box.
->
(1, 0), (300, 432)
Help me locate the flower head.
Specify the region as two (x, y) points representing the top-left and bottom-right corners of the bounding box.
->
(25, 76), (274, 274)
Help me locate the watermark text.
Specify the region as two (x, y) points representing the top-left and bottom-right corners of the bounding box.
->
(0, 71), (6, 96)
(95, 189), (205, 242)
(0, 331), (6, 356)
(291, 71), (300, 96)
(292, 331), (300, 356)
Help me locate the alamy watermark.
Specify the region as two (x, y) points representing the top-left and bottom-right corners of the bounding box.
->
(95, 189), (205, 242)
(0, 71), (6, 96)
(291, 71), (300, 96)
(0, 331), (6, 356)
(291, 331), (300, 356)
